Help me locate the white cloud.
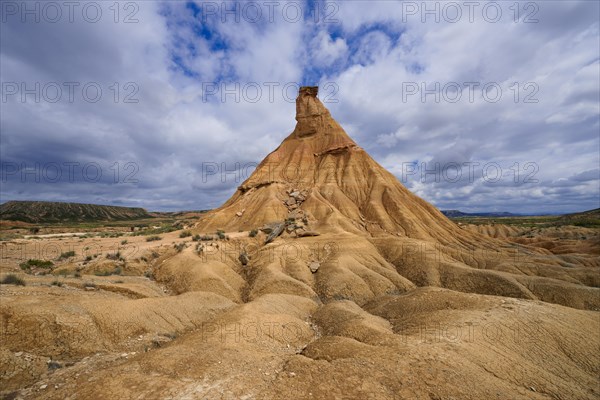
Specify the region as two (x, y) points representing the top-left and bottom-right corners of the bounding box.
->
(310, 30), (348, 67)
(0, 0), (598, 213)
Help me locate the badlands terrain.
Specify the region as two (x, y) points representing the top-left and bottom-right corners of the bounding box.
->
(1, 88), (599, 399)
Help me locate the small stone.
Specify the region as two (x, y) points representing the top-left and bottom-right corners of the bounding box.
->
(298, 230), (320, 238)
(84, 286), (96, 291)
(239, 252), (250, 266)
(309, 261), (320, 273)
(236, 211), (243, 217)
(121, 353), (128, 358)
(40, 384), (47, 390)
(287, 210), (302, 219)
(289, 372), (296, 377)
(530, 387), (536, 392)
(15, 351), (23, 356)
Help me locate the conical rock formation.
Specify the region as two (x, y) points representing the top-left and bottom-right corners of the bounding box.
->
(193, 87), (599, 309)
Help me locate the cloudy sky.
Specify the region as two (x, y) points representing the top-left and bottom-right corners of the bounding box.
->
(1, 0), (598, 213)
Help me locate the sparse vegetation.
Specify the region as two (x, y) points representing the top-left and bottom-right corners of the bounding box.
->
(174, 242), (186, 252)
(20, 259), (54, 271)
(216, 230), (226, 239)
(146, 235), (162, 242)
(249, 229), (258, 237)
(179, 230), (192, 238)
(121, 239), (128, 245)
(1, 274), (26, 286)
(51, 280), (63, 287)
(106, 251), (121, 260)
(95, 266), (122, 276)
(57, 250), (76, 260)
(47, 360), (63, 370)
(56, 269), (69, 277)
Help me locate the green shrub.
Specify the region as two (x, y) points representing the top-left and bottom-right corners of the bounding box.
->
(1, 274), (25, 286)
(146, 236), (162, 242)
(51, 280), (63, 287)
(106, 251), (121, 260)
(174, 242), (186, 252)
(179, 231), (192, 238)
(58, 251), (76, 260)
(121, 239), (128, 245)
(249, 229), (258, 237)
(20, 259), (53, 270)
(216, 230), (226, 240)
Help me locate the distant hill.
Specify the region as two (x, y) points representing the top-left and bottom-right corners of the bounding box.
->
(0, 201), (152, 223)
(441, 210), (519, 218)
(559, 208), (600, 227)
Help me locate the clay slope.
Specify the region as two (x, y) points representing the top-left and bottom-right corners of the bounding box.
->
(200, 87), (474, 243)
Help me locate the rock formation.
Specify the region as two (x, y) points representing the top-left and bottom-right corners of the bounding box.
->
(195, 86), (600, 309)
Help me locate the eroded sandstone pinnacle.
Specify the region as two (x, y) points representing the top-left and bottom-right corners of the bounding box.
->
(294, 86), (330, 138)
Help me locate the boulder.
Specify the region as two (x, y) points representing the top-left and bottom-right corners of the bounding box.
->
(260, 222), (281, 234)
(265, 222), (285, 244)
(308, 261), (320, 273)
(239, 252), (249, 266)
